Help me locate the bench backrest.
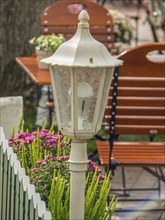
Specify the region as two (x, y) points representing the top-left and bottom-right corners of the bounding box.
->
(104, 42), (165, 136)
(41, 0), (114, 53)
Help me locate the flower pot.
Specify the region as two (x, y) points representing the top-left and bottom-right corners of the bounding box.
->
(35, 48), (53, 70)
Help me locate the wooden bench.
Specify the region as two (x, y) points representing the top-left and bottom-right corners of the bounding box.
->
(96, 42), (165, 209)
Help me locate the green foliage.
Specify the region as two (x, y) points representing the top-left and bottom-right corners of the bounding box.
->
(85, 172), (117, 220)
(41, 120), (47, 130)
(18, 113), (24, 134)
(48, 170), (117, 220)
(10, 113), (24, 138)
(29, 34), (65, 52)
(11, 128), (15, 138)
(85, 171), (100, 218)
(24, 104), (36, 132)
(48, 170), (70, 220)
(21, 142), (28, 175)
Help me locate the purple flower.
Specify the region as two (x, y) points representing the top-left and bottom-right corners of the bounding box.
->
(41, 161), (47, 165)
(40, 129), (49, 138)
(47, 138), (57, 144)
(61, 141), (67, 148)
(25, 135), (35, 141)
(49, 134), (58, 140)
(8, 137), (16, 142)
(8, 137), (20, 146)
(17, 132), (30, 139)
(88, 160), (96, 167)
(88, 160), (102, 172)
(23, 135), (35, 144)
(59, 156), (70, 161)
(31, 168), (39, 173)
(31, 130), (38, 135)
(45, 155), (55, 161)
(99, 174), (105, 180)
(36, 159), (47, 165)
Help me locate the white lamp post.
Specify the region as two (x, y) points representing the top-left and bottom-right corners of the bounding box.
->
(42, 10), (122, 220)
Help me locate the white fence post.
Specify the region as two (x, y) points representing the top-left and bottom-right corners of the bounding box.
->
(28, 184), (36, 219)
(1, 138), (8, 220)
(6, 147), (14, 220)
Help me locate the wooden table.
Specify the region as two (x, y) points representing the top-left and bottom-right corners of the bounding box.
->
(16, 57), (51, 85)
(16, 56), (53, 125)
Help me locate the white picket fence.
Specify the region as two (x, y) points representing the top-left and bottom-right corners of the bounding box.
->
(0, 127), (52, 220)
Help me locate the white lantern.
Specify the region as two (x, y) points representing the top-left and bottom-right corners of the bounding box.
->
(42, 10), (122, 220)
(42, 10), (122, 141)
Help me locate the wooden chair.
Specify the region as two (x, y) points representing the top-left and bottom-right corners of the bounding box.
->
(96, 42), (165, 211)
(41, 0), (115, 53)
(40, 0), (115, 126)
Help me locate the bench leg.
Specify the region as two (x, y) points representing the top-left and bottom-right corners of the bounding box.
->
(155, 168), (161, 198)
(121, 167), (129, 196)
(158, 167), (165, 199)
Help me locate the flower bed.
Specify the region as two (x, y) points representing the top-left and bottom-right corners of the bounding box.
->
(8, 127), (117, 219)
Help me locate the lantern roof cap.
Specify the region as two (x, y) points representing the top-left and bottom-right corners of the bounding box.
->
(41, 10), (123, 67)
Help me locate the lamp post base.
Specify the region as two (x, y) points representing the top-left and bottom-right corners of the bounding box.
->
(69, 141), (88, 220)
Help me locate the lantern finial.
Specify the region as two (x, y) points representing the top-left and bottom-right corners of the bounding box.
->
(78, 10), (89, 28)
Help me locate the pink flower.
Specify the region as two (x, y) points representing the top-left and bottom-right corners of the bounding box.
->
(40, 129), (49, 138)
(61, 141), (67, 148)
(31, 168), (39, 173)
(88, 160), (102, 172)
(45, 155), (55, 161)
(99, 174), (105, 180)
(31, 130), (38, 135)
(17, 132), (30, 139)
(36, 159), (47, 165)
(59, 156), (70, 161)
(41, 161), (47, 165)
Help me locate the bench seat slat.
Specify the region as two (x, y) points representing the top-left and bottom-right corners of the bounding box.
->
(97, 141), (165, 167)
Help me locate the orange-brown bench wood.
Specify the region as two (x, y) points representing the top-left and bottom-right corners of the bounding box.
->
(41, 0), (115, 53)
(97, 141), (165, 167)
(96, 43), (165, 170)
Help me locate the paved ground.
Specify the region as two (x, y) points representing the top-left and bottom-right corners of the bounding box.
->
(109, 167), (165, 220)
(96, 1), (165, 220)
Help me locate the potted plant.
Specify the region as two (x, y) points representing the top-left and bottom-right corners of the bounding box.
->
(29, 34), (65, 69)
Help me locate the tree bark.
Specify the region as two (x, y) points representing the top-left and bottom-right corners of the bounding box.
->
(0, 0), (57, 101)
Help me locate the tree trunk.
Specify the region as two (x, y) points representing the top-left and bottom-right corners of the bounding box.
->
(0, 0), (57, 101)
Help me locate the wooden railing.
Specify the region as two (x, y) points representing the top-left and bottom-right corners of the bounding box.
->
(0, 127), (52, 220)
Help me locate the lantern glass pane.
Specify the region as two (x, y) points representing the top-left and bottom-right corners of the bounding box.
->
(75, 67), (103, 131)
(51, 66), (71, 130)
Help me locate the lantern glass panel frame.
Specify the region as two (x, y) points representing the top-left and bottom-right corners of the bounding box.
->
(50, 65), (114, 140)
